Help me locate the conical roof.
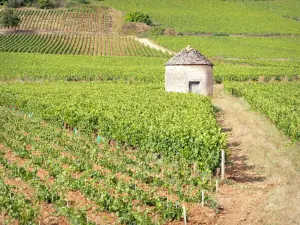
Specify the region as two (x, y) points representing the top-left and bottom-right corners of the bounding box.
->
(166, 45), (213, 66)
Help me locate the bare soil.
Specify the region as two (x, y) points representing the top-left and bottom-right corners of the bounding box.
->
(0, 146), (69, 225)
(129, 36), (176, 55)
(65, 191), (118, 224)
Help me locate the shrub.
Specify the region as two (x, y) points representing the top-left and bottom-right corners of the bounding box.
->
(38, 0), (63, 8)
(0, 7), (20, 27)
(77, 0), (90, 4)
(3, 0), (36, 7)
(38, 0), (54, 8)
(148, 26), (164, 36)
(212, 32), (229, 37)
(7, 0), (25, 7)
(125, 10), (152, 26)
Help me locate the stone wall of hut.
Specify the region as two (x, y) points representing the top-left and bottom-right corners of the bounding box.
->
(165, 65), (213, 96)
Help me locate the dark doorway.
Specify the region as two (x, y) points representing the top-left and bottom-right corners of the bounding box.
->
(189, 81), (200, 93)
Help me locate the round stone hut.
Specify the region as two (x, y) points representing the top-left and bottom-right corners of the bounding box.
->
(165, 46), (214, 96)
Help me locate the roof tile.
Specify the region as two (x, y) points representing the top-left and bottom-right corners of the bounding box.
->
(166, 45), (213, 66)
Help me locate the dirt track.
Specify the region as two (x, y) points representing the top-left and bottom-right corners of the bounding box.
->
(212, 84), (300, 225)
(127, 36), (176, 55)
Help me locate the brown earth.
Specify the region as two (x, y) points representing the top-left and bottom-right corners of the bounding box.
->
(65, 190), (118, 224)
(0, 148), (69, 225)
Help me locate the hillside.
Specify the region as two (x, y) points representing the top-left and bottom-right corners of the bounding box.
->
(103, 0), (300, 35)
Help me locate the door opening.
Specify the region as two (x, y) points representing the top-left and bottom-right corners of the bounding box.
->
(189, 81), (200, 93)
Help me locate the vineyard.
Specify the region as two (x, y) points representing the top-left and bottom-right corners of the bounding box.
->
(0, 7), (111, 33)
(0, 0), (299, 224)
(0, 52), (166, 82)
(103, 0), (300, 34)
(1, 52), (299, 83)
(0, 6), (172, 58)
(151, 36), (300, 82)
(214, 59), (300, 82)
(0, 82), (226, 168)
(0, 106), (220, 224)
(152, 36), (300, 60)
(0, 33), (170, 57)
(225, 81), (300, 141)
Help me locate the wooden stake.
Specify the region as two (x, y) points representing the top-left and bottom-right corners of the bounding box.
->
(201, 190), (205, 208)
(221, 150), (225, 180)
(182, 205), (187, 225)
(216, 180), (219, 193)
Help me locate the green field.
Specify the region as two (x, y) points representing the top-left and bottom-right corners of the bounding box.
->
(152, 36), (300, 82)
(0, 7), (110, 33)
(0, 82), (226, 168)
(1, 52), (299, 83)
(214, 59), (300, 82)
(103, 0), (300, 34)
(0, 52), (166, 82)
(0, 33), (170, 57)
(152, 36), (300, 59)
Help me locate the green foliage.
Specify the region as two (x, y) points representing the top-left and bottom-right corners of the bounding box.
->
(38, 0), (55, 8)
(1, 52), (299, 83)
(213, 59), (300, 83)
(147, 26), (165, 36)
(152, 36), (300, 59)
(0, 34), (170, 58)
(225, 81), (300, 140)
(37, 0), (65, 8)
(0, 106), (221, 223)
(125, 10), (152, 26)
(0, 7), (110, 32)
(0, 52), (167, 82)
(77, 0), (89, 4)
(103, 0), (300, 34)
(0, 7), (20, 27)
(0, 179), (38, 223)
(0, 82), (226, 170)
(151, 36), (300, 82)
(4, 0), (39, 7)
(7, 0), (25, 8)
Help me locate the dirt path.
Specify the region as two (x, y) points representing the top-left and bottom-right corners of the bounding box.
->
(213, 84), (300, 225)
(129, 36), (176, 55)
